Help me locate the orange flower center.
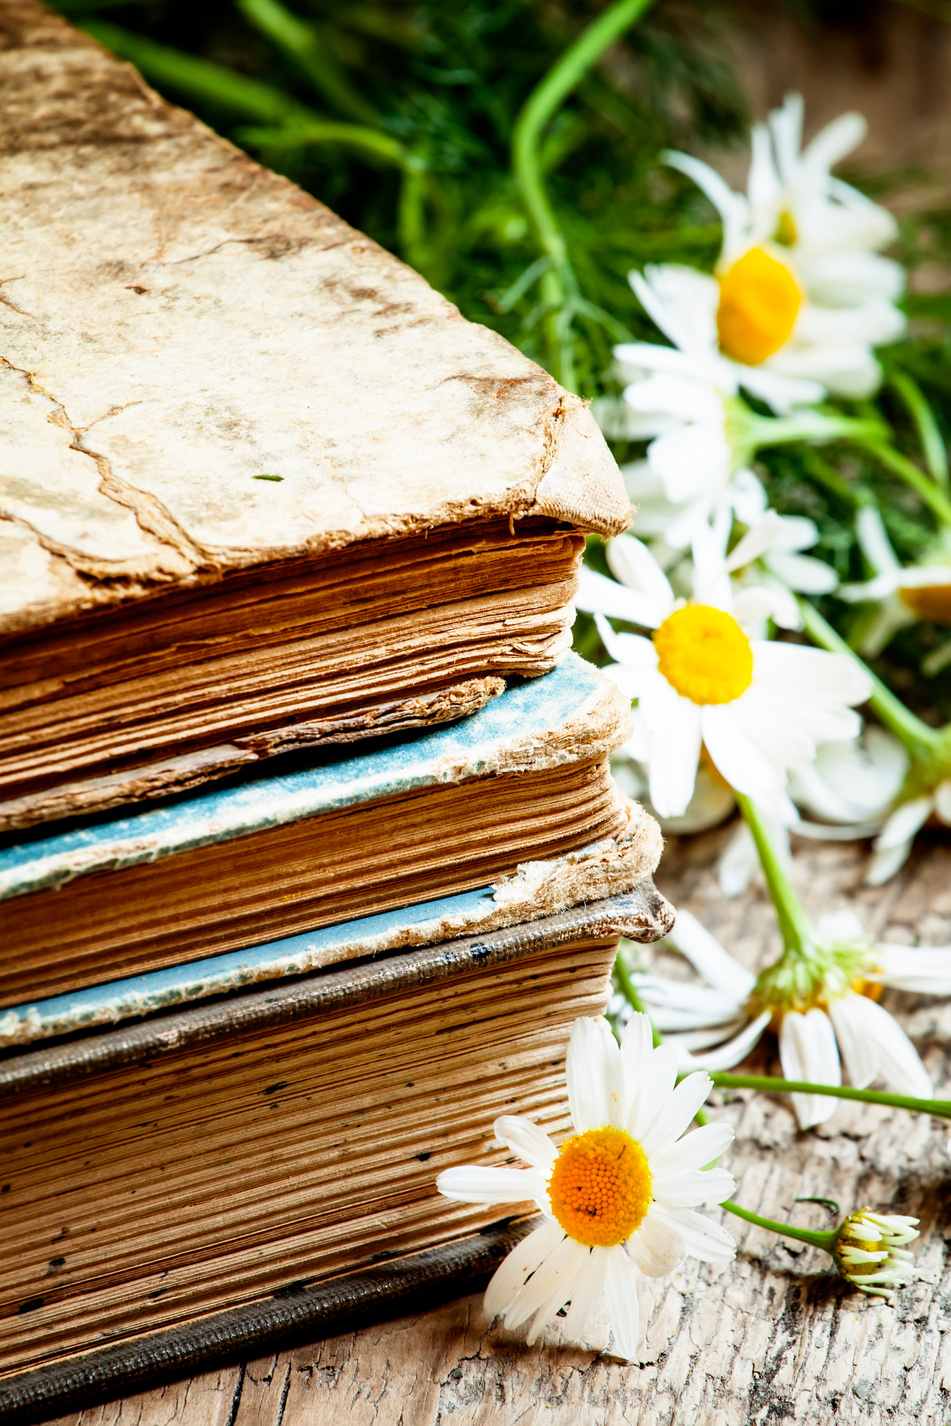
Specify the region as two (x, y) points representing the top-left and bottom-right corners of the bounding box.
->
(717, 246), (802, 365)
(547, 1127), (652, 1248)
(653, 604), (754, 705)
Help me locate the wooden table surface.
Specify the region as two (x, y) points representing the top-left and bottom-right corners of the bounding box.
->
(47, 831), (951, 1426)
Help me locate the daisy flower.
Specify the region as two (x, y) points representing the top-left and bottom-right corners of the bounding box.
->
(436, 1014), (735, 1359)
(576, 532), (870, 820)
(739, 93), (901, 295)
(838, 506), (951, 657)
(662, 97), (904, 403)
(833, 1209), (920, 1300)
(632, 907), (944, 1129)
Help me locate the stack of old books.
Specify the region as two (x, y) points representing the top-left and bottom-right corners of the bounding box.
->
(0, 4), (670, 1416)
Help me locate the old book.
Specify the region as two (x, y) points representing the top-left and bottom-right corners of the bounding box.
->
(0, 887), (672, 1389)
(0, 657), (659, 1018)
(0, 0), (630, 832)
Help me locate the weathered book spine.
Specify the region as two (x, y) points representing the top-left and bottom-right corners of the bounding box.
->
(0, 886), (672, 1097)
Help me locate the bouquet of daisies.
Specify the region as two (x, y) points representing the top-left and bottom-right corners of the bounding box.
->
(439, 89), (951, 1364)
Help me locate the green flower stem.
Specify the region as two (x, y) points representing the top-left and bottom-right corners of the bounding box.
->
(87, 21), (421, 177)
(84, 20), (308, 122)
(613, 949), (662, 1047)
(734, 794), (815, 956)
(709, 1070), (951, 1119)
(722, 1200), (838, 1253)
(511, 0), (654, 387)
(751, 411), (883, 451)
(801, 451), (867, 510)
(854, 437), (951, 527)
(237, 0), (379, 125)
(889, 373), (949, 492)
(237, 121), (421, 172)
(797, 598), (942, 760)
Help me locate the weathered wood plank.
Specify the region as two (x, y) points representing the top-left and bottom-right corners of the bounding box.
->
(44, 834), (951, 1425)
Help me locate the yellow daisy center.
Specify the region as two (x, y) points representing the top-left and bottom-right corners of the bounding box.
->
(653, 604), (754, 705)
(547, 1127), (652, 1248)
(898, 582), (951, 623)
(717, 246), (802, 365)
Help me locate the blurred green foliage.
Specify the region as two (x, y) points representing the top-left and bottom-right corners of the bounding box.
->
(50, 0), (748, 393)
(49, 0), (951, 715)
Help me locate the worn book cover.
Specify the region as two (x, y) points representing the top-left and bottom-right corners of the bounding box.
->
(0, 0), (632, 828)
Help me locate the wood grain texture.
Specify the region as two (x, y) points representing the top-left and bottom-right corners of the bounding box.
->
(44, 832), (951, 1425)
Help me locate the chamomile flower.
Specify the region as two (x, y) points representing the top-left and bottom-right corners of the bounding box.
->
(632, 908), (944, 1129)
(576, 533), (870, 819)
(838, 506), (951, 657)
(834, 1209), (920, 1299)
(436, 1014), (735, 1359)
(741, 94), (901, 291)
(662, 98), (904, 402)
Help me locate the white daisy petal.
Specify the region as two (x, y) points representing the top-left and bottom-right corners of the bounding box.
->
(779, 1007), (841, 1129)
(875, 796), (933, 849)
(525, 1238), (592, 1344)
(620, 1010), (655, 1088)
(567, 1016), (625, 1132)
(640, 1071), (713, 1155)
(876, 946), (951, 995)
(666, 908), (757, 999)
(663, 1020), (748, 1053)
(826, 993), (878, 1091)
(649, 1121), (734, 1176)
(668, 1010), (771, 1071)
(624, 371), (724, 424)
(718, 820), (767, 899)
(495, 1116), (558, 1173)
(766, 550), (838, 594)
(650, 425), (731, 503)
(643, 683), (704, 818)
(626, 1209), (686, 1277)
(652, 1166), (735, 1207)
(560, 1246), (609, 1341)
(627, 1044), (680, 1140)
(648, 1202), (736, 1264)
(867, 835), (917, 887)
(576, 567), (662, 628)
(435, 1165), (544, 1205)
(484, 1220), (565, 1320)
(829, 993), (933, 1100)
(506, 1234), (581, 1333)
(933, 778), (951, 825)
(605, 533), (678, 611)
(604, 1244), (642, 1360)
(633, 973), (745, 1029)
(702, 702), (786, 813)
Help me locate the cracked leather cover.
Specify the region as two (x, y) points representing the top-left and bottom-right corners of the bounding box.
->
(0, 1), (631, 639)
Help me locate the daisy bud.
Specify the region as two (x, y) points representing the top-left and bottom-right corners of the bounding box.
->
(833, 1209), (919, 1299)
